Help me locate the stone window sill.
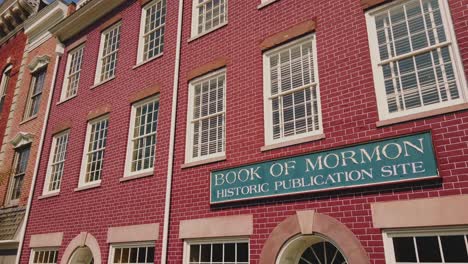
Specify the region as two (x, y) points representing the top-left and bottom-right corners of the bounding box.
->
(133, 53), (163, 70)
(258, 0), (280, 9)
(38, 192), (60, 200)
(90, 76), (116, 89)
(188, 22), (228, 43)
(20, 115), (38, 125)
(261, 134), (326, 152)
(57, 95), (77, 105)
(120, 171), (154, 182)
(182, 155), (226, 169)
(74, 182), (101, 192)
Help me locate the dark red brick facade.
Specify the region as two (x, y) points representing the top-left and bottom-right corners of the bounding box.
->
(20, 0), (468, 264)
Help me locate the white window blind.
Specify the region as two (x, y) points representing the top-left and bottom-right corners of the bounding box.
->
(45, 131), (69, 193)
(139, 0), (166, 62)
(367, 0), (467, 119)
(96, 23), (121, 83)
(264, 35), (322, 145)
(187, 70), (225, 162)
(62, 45), (84, 100)
(193, 0), (227, 36)
(81, 117), (108, 184)
(126, 96), (159, 175)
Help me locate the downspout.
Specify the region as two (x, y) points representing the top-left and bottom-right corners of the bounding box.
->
(161, 0), (184, 263)
(16, 43), (64, 264)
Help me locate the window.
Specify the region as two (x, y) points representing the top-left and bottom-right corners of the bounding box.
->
(61, 45), (84, 100)
(263, 35), (322, 146)
(138, 0), (166, 63)
(30, 249), (58, 264)
(0, 65), (12, 111)
(109, 244), (155, 264)
(185, 240), (249, 264)
(95, 22), (121, 84)
(80, 116), (109, 186)
(186, 70), (225, 163)
(366, 0), (467, 120)
(8, 146), (31, 204)
(125, 96), (159, 176)
(44, 131), (69, 194)
(191, 0), (227, 37)
(25, 68), (47, 119)
(383, 229), (468, 263)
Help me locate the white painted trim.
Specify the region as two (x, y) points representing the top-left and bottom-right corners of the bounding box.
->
(136, 0), (165, 65)
(42, 130), (69, 196)
(124, 96), (160, 177)
(60, 44), (85, 102)
(17, 45), (65, 264)
(94, 22), (121, 85)
(108, 242), (155, 264)
(190, 0), (228, 39)
(160, 0), (184, 261)
(182, 238), (250, 264)
(365, 0), (468, 121)
(78, 115), (109, 187)
(185, 68), (226, 164)
(28, 248), (59, 264)
(262, 34), (323, 147)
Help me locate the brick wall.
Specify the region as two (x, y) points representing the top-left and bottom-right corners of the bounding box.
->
(166, 0), (468, 263)
(21, 0), (179, 262)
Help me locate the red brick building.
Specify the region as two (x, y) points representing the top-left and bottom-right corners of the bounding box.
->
(21, 0), (468, 264)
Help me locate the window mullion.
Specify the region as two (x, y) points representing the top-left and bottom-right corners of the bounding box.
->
(388, 12), (408, 111)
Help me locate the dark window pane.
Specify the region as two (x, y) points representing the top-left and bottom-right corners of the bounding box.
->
(237, 243), (249, 262)
(441, 235), (468, 263)
(146, 247), (154, 263)
(393, 237), (417, 262)
(114, 248), (121, 263)
(200, 244), (211, 262)
(212, 244), (223, 262)
(416, 236), (442, 262)
(137, 247), (146, 263)
(129, 248), (137, 263)
(189, 245), (200, 262)
(224, 243), (235, 262)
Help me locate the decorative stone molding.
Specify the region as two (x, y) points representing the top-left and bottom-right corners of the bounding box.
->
(260, 20), (316, 51)
(187, 57), (230, 81)
(10, 132), (33, 148)
(61, 232), (101, 264)
(259, 211), (370, 264)
(179, 215), (253, 239)
(28, 55), (50, 73)
(30, 232), (63, 248)
(107, 223), (159, 243)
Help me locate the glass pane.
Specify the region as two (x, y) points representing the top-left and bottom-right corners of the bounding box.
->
(440, 235), (468, 262)
(393, 237), (417, 262)
(416, 236), (442, 262)
(189, 245), (200, 262)
(237, 243), (249, 262)
(224, 243), (235, 262)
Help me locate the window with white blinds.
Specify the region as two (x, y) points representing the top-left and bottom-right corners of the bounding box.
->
(191, 0), (227, 37)
(95, 23), (121, 84)
(62, 45), (84, 100)
(186, 70), (225, 163)
(126, 96), (159, 176)
(263, 35), (322, 145)
(80, 116), (109, 185)
(138, 0), (166, 63)
(44, 131), (69, 194)
(366, 0), (467, 120)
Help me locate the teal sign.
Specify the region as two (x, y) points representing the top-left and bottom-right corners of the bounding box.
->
(211, 133), (438, 204)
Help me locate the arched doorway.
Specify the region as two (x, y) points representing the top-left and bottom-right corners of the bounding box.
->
(277, 235), (347, 264)
(68, 247), (94, 264)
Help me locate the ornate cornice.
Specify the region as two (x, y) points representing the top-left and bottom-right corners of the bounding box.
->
(0, 0), (41, 40)
(10, 132), (34, 148)
(28, 54), (50, 72)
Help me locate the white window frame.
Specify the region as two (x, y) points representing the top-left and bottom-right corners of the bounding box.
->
(185, 69), (226, 164)
(25, 68), (47, 120)
(190, 0), (228, 39)
(61, 44), (85, 101)
(125, 95), (160, 177)
(43, 130), (70, 195)
(365, 0), (468, 121)
(78, 115), (109, 187)
(137, 0), (166, 64)
(382, 227), (468, 264)
(94, 22), (121, 85)
(0, 65), (12, 111)
(6, 145), (31, 206)
(29, 248), (59, 264)
(107, 242), (155, 264)
(262, 34), (323, 146)
(183, 238), (250, 264)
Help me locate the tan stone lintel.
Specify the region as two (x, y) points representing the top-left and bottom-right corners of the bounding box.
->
(187, 57), (229, 81)
(260, 20), (316, 51)
(129, 84), (161, 104)
(372, 194), (468, 229)
(179, 215), (253, 239)
(376, 103), (468, 127)
(30, 232), (63, 248)
(87, 104), (111, 121)
(360, 0), (389, 10)
(139, 0), (153, 6)
(67, 36), (87, 52)
(98, 14), (122, 32)
(51, 119), (72, 135)
(107, 223), (159, 243)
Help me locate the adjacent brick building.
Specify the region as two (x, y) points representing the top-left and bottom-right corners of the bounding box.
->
(20, 0), (468, 264)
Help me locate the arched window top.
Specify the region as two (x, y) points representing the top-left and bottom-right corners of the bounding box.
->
(2, 65), (13, 74)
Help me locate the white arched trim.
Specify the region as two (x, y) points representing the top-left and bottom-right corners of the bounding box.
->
(60, 232), (102, 264)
